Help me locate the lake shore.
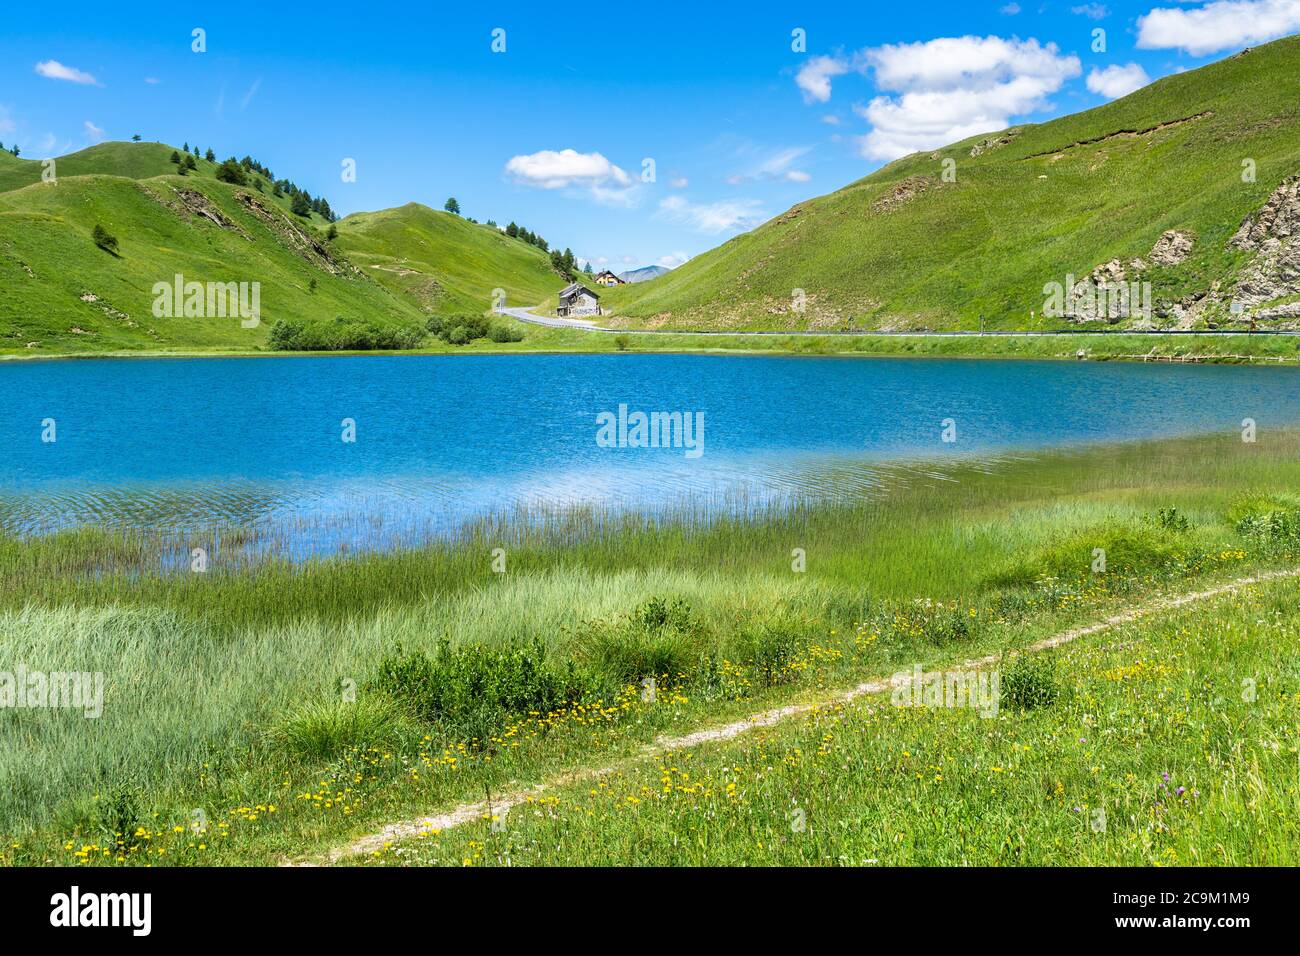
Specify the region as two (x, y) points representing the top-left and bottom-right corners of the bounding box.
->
(2, 431), (1298, 865)
(3, 327), (1300, 364)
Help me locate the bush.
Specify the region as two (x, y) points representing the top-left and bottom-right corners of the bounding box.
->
(428, 313), (492, 346)
(577, 597), (703, 684)
(1155, 507), (1190, 532)
(266, 318), (424, 351)
(272, 695), (409, 761)
(733, 620), (803, 687)
(488, 322), (524, 343)
(91, 224), (118, 254)
(215, 158), (247, 185)
(370, 640), (595, 744)
(1001, 654), (1060, 710)
(1236, 507), (1300, 553)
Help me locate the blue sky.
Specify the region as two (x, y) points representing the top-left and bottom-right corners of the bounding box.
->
(3, 0), (1294, 271)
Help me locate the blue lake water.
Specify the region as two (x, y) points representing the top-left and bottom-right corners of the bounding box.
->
(1, 354), (1298, 555)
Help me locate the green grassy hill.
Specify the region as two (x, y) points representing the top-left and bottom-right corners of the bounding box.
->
(604, 35), (1300, 332)
(0, 143), (565, 355)
(334, 203), (562, 315)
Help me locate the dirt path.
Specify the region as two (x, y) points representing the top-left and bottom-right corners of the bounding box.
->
(292, 567), (1298, 866)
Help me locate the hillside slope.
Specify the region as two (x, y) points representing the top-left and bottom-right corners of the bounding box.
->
(0, 143), (566, 354)
(604, 35), (1300, 332)
(334, 203), (562, 315)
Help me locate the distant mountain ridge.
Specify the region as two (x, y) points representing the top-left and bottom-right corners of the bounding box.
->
(617, 265), (669, 283)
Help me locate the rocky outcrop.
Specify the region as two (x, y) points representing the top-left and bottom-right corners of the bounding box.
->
(1149, 230), (1195, 266)
(970, 129), (1019, 157)
(873, 176), (937, 212)
(235, 192), (364, 278)
(1229, 174), (1300, 318)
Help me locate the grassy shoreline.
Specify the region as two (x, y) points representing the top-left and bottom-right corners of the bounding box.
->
(4, 328), (1300, 365)
(2, 431), (1298, 865)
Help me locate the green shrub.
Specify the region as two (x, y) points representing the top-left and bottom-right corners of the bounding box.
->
(91, 224), (118, 254)
(734, 620), (803, 687)
(1155, 507), (1190, 532)
(266, 318), (424, 351)
(488, 322), (524, 343)
(369, 640), (595, 744)
(578, 597), (704, 684)
(428, 313), (492, 346)
(1001, 654), (1060, 710)
(272, 694), (409, 761)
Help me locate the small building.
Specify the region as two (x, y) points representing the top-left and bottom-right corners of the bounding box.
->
(594, 270), (626, 286)
(557, 282), (601, 317)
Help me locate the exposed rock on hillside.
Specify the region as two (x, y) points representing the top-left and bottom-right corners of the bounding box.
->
(235, 192), (363, 278)
(1230, 174), (1300, 319)
(1149, 230), (1195, 266)
(873, 176), (937, 212)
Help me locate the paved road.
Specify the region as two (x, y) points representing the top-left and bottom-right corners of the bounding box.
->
(495, 306), (1299, 337)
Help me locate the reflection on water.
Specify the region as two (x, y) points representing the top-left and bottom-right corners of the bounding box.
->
(0, 449), (1012, 560)
(2, 353), (1297, 561)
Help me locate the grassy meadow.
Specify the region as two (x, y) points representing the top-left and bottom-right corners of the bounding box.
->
(1, 430), (1298, 865)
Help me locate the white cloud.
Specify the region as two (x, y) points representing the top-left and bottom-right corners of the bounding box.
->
(657, 251), (691, 269)
(83, 120), (105, 142)
(1137, 0), (1300, 56)
(795, 55), (852, 103)
(669, 174), (689, 188)
(1086, 62), (1152, 98)
(0, 106), (14, 136)
(657, 195), (766, 234)
(35, 60), (98, 85)
(820, 114), (841, 125)
(729, 145), (813, 184)
(505, 148), (639, 205)
(1001, 2), (1021, 13)
(144, 77), (160, 85)
(505, 148), (631, 189)
(1071, 3), (1110, 19)
(854, 35), (1081, 161)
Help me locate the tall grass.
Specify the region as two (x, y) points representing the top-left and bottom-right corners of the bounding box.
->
(0, 431), (1297, 837)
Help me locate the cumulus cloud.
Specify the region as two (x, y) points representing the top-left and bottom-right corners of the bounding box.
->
(795, 55), (853, 103)
(83, 120), (105, 142)
(657, 251), (691, 269)
(505, 148), (640, 206)
(505, 148), (630, 189)
(35, 60), (98, 85)
(657, 195), (766, 234)
(1138, 0), (1300, 56)
(853, 35), (1081, 161)
(1086, 62), (1152, 98)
